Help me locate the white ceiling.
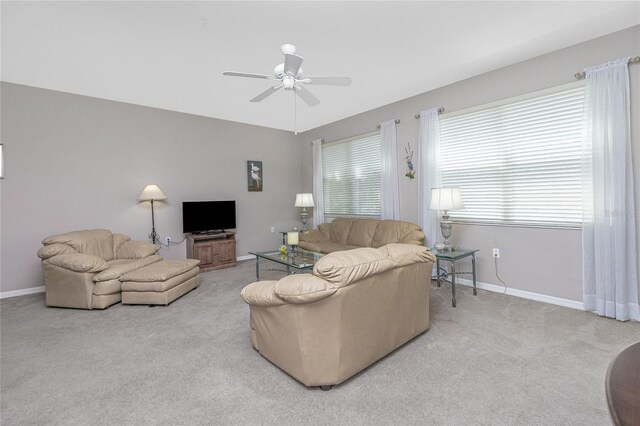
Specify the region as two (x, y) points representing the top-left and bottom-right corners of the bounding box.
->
(2, 1), (639, 133)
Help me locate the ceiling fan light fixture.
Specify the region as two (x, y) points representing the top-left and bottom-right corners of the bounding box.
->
(281, 44), (296, 55)
(283, 76), (295, 90)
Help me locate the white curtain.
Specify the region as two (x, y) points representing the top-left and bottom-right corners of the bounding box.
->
(582, 57), (639, 321)
(418, 109), (441, 248)
(379, 120), (400, 220)
(311, 138), (325, 227)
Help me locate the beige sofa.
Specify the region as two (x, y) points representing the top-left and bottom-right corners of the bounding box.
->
(298, 218), (425, 254)
(241, 243), (435, 389)
(37, 229), (162, 309)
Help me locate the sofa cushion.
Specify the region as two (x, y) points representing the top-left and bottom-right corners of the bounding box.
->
(93, 255), (162, 282)
(45, 253), (110, 273)
(37, 243), (78, 260)
(42, 229), (115, 261)
(299, 225), (330, 244)
(329, 218), (354, 245)
(346, 219), (379, 247)
(93, 279), (121, 296)
(300, 242), (359, 254)
(116, 241), (159, 259)
(313, 247), (392, 287)
(121, 267), (199, 292)
(274, 274), (337, 304)
(113, 234), (131, 258)
(121, 259), (200, 282)
(371, 220), (424, 248)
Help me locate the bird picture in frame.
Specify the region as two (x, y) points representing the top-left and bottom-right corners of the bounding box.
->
(247, 160), (263, 192)
(405, 143), (415, 180)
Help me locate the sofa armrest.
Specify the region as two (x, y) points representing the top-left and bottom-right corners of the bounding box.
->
(45, 253), (109, 273)
(300, 224), (330, 243)
(241, 281), (286, 307)
(274, 274), (337, 304)
(37, 244), (78, 260)
(400, 229), (426, 245)
(116, 240), (159, 259)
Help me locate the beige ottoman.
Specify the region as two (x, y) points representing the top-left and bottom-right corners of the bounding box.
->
(121, 259), (200, 306)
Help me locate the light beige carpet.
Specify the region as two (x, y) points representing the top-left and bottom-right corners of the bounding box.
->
(1, 260), (638, 425)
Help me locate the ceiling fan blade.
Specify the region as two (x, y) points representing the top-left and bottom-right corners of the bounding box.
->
(283, 53), (304, 76)
(304, 77), (352, 86)
(295, 86), (320, 107)
(250, 85), (283, 103)
(223, 71), (272, 79)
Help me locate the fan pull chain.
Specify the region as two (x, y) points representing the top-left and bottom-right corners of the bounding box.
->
(294, 89), (298, 135)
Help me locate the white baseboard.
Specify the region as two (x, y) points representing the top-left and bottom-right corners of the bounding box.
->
(1, 286), (45, 299)
(456, 278), (584, 311)
(237, 255), (254, 261)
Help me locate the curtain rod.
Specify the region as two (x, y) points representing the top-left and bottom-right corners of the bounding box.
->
(414, 107), (445, 119)
(376, 118), (400, 129)
(575, 55), (640, 80)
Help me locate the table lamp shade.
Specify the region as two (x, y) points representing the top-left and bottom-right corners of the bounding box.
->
(429, 187), (464, 210)
(294, 193), (315, 208)
(138, 184), (167, 201)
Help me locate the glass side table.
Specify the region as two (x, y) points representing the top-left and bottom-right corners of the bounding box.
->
(432, 248), (479, 307)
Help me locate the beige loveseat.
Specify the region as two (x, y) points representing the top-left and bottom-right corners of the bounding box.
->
(37, 229), (161, 309)
(241, 243), (435, 389)
(298, 218), (425, 254)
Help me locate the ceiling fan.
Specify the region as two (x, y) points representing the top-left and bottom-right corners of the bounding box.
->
(223, 44), (352, 107)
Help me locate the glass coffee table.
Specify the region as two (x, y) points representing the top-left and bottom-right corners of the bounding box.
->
(248, 249), (324, 280)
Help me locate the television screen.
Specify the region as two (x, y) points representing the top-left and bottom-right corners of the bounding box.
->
(182, 201), (236, 233)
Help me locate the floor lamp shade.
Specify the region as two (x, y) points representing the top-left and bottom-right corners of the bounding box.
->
(138, 184), (167, 201)
(294, 193), (315, 229)
(138, 184), (167, 244)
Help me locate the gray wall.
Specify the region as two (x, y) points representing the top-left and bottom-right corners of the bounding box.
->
(3, 26), (639, 301)
(1, 83), (301, 293)
(300, 26), (640, 303)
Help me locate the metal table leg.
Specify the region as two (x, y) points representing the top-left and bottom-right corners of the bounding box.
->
(436, 258), (441, 287)
(451, 261), (456, 307)
(472, 252), (477, 296)
(255, 256), (260, 281)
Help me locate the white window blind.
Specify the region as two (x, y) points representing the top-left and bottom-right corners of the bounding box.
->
(439, 84), (584, 227)
(322, 132), (381, 217)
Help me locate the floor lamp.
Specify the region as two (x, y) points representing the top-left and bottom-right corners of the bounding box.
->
(138, 184), (167, 244)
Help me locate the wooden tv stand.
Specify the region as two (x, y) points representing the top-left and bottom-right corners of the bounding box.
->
(186, 232), (237, 272)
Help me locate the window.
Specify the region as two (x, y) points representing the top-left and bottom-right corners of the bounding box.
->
(439, 83), (584, 228)
(322, 132), (381, 217)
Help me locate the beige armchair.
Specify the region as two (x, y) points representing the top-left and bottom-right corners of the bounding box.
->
(37, 229), (161, 309)
(299, 218), (425, 254)
(241, 243), (435, 389)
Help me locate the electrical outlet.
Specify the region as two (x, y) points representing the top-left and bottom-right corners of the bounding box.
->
(270, 226), (275, 233)
(493, 248), (500, 258)
(166, 236), (171, 246)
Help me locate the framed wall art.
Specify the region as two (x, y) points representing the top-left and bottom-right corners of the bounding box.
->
(247, 160), (263, 192)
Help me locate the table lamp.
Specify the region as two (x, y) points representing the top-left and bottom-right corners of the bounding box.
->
(429, 187), (464, 251)
(138, 184), (167, 244)
(294, 193), (315, 230)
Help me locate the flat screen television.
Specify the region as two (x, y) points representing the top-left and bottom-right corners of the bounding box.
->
(182, 201), (236, 234)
